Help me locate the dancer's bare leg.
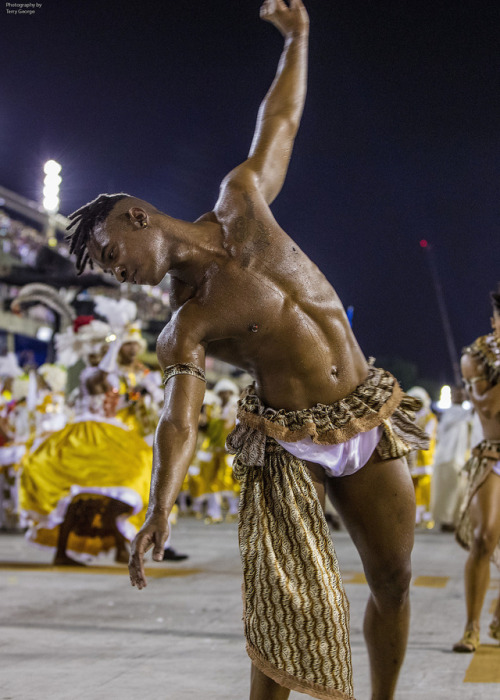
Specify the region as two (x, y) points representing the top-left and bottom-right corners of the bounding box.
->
(53, 501), (86, 566)
(492, 586), (500, 623)
(249, 665), (290, 700)
(105, 498), (133, 563)
(327, 454), (415, 700)
(490, 584), (500, 641)
(456, 473), (500, 649)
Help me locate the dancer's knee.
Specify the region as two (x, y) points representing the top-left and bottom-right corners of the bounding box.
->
(471, 526), (498, 559)
(367, 559), (412, 608)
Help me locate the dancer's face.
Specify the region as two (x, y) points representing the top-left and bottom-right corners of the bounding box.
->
(87, 352), (102, 367)
(217, 390), (232, 407)
(88, 206), (168, 287)
(119, 341), (141, 364)
(87, 344), (107, 367)
(451, 385), (465, 405)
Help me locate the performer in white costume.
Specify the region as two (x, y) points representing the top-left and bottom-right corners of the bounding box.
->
(430, 386), (473, 531)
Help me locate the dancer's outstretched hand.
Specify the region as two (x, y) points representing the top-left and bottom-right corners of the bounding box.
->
(128, 511), (170, 590)
(260, 0), (309, 38)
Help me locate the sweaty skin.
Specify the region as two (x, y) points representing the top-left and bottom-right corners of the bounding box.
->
(85, 2), (415, 699)
(461, 322), (500, 439)
(164, 184), (369, 411)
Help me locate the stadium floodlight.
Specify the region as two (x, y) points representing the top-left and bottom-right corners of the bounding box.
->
(437, 385), (451, 410)
(43, 160), (61, 176)
(43, 160), (62, 213)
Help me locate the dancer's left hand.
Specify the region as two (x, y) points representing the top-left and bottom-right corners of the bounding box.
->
(128, 512), (170, 589)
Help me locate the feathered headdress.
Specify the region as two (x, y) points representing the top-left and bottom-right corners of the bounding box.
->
(38, 363), (68, 394)
(0, 352), (23, 379)
(94, 296), (146, 353)
(55, 316), (113, 367)
(94, 296), (138, 331)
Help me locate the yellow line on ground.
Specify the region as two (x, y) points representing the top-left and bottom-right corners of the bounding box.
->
(342, 572), (367, 584)
(0, 562), (201, 578)
(464, 645), (500, 683)
(490, 599), (498, 615)
(413, 575), (449, 588)
(342, 572), (452, 588)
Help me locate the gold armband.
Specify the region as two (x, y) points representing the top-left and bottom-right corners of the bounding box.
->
(162, 363), (206, 386)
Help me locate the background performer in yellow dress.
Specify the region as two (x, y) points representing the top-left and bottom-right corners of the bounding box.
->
(19, 320), (152, 565)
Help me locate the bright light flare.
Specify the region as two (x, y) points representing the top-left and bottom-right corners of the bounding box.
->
(43, 160), (62, 176)
(36, 326), (53, 342)
(43, 160), (62, 213)
(437, 384), (451, 410)
(43, 196), (60, 212)
(44, 173), (62, 187)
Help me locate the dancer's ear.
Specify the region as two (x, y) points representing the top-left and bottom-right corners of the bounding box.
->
(128, 207), (148, 230)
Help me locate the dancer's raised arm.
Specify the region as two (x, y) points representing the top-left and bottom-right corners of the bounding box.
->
(222, 0), (309, 204)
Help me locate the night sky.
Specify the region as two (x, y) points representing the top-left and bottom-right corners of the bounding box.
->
(2, 1), (500, 390)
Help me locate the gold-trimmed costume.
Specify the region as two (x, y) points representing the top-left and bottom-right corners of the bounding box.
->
(116, 361), (158, 438)
(456, 332), (500, 570)
(456, 439), (500, 570)
(462, 333), (500, 388)
(226, 366), (428, 700)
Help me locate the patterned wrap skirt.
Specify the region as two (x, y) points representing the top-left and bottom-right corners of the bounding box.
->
(456, 439), (500, 571)
(226, 366), (429, 700)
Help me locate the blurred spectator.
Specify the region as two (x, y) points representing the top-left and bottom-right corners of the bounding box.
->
(430, 386), (473, 532)
(407, 386), (438, 527)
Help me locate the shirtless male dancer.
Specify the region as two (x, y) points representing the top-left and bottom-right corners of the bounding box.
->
(66, 2), (427, 698)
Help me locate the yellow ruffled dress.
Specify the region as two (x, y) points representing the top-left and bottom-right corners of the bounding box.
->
(19, 389), (153, 559)
(409, 411), (437, 523)
(188, 407), (239, 500)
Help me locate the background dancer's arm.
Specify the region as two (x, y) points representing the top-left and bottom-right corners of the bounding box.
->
(461, 353), (500, 417)
(221, 0), (309, 204)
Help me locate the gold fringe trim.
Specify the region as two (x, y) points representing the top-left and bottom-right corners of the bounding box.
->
(227, 367), (429, 465)
(238, 382), (403, 445)
(234, 367), (412, 445)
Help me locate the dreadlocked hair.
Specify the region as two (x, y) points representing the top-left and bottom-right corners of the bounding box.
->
(66, 193), (130, 274)
(490, 282), (500, 314)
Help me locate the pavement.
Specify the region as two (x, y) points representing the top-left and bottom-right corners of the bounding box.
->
(0, 518), (499, 700)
